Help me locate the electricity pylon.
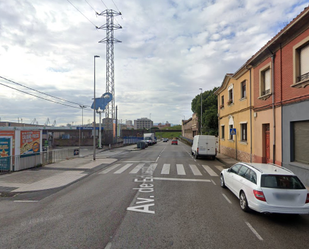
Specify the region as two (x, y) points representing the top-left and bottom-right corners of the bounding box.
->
(96, 9), (122, 120)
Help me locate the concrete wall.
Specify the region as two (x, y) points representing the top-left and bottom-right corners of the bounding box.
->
(282, 100), (309, 186)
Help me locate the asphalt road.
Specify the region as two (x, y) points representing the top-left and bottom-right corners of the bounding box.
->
(0, 141), (309, 248)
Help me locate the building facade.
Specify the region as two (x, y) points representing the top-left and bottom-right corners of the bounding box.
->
(182, 113), (199, 140)
(134, 118), (153, 130)
(216, 6), (309, 185)
(215, 68), (253, 163)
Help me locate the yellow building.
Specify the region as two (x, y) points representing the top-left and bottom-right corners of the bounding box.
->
(215, 66), (254, 162)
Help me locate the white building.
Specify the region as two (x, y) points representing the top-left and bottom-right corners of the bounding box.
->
(134, 118), (153, 129)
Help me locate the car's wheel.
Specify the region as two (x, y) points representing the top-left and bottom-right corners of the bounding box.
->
(220, 174), (226, 188)
(239, 191), (250, 212)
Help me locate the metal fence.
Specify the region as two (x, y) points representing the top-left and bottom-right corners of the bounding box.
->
(123, 136), (143, 145)
(0, 148), (80, 172)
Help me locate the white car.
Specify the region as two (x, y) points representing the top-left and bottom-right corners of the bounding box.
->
(220, 162), (309, 214)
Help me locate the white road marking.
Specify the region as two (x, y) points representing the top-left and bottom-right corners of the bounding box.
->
(176, 164), (186, 175)
(130, 163), (145, 174)
(215, 165), (224, 172)
(153, 177), (211, 182)
(222, 193), (232, 204)
(245, 222), (264, 241)
(161, 164), (170, 174)
(114, 164), (133, 174)
(189, 164), (202, 176)
(203, 165), (218, 176)
(14, 200), (39, 203)
(99, 164), (121, 174)
(145, 163), (158, 175)
(104, 242), (112, 249)
(211, 179), (216, 185)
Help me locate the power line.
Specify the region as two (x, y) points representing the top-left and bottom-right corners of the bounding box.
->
(100, 0), (108, 9)
(85, 0), (96, 12)
(0, 75), (83, 106)
(67, 0), (98, 27)
(0, 81), (81, 109)
(111, 0), (120, 13)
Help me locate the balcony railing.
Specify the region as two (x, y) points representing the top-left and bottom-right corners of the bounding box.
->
(297, 72), (309, 82)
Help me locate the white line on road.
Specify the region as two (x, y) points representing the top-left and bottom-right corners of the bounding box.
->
(161, 164), (170, 174)
(153, 177), (211, 182)
(215, 165), (224, 172)
(114, 164), (133, 174)
(130, 163), (145, 174)
(189, 164), (202, 176)
(245, 221), (264, 241)
(99, 164), (121, 174)
(145, 163), (158, 175)
(14, 200), (39, 203)
(211, 179), (216, 185)
(222, 193), (232, 204)
(202, 165), (218, 176)
(176, 164), (186, 175)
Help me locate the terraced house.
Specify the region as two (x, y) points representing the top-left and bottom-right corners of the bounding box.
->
(215, 68), (253, 163)
(216, 6), (309, 186)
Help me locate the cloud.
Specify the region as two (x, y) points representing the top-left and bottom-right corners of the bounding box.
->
(0, 0), (308, 126)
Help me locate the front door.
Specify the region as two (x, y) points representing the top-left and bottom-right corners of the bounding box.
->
(264, 124), (270, 163)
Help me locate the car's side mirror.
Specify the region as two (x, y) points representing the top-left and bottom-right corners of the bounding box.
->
(227, 168), (231, 172)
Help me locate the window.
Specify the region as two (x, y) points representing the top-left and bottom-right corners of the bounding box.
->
(261, 67), (271, 96)
(261, 175), (305, 189)
(228, 89), (233, 105)
(293, 38), (309, 87)
(241, 123), (247, 141)
(229, 124), (233, 140)
(244, 169), (257, 184)
(299, 44), (309, 81)
(221, 125), (225, 139)
(238, 166), (248, 177)
(220, 95), (224, 108)
(241, 80), (246, 99)
(230, 164), (241, 174)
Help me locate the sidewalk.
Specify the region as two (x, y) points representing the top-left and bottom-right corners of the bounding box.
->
(216, 152), (238, 168)
(0, 145), (237, 195)
(0, 144), (138, 194)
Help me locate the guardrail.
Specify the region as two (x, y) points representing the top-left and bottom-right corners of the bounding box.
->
(180, 136), (193, 146)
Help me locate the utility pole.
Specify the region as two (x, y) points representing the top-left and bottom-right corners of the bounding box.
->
(96, 10), (122, 121)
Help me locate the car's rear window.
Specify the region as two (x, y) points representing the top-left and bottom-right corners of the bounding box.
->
(261, 175), (305, 189)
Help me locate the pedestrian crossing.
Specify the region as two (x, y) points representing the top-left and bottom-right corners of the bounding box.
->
(99, 162), (224, 177)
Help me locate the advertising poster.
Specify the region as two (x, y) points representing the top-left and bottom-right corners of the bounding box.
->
(20, 131), (41, 156)
(0, 131), (15, 155)
(0, 137), (11, 170)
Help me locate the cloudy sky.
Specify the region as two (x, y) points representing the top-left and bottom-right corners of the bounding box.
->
(0, 0), (308, 126)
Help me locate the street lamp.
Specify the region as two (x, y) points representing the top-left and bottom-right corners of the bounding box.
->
(79, 105), (86, 155)
(199, 88), (202, 135)
(93, 55), (100, 161)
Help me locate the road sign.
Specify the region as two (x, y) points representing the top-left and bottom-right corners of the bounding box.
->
(230, 128), (236, 136)
(91, 92), (113, 111)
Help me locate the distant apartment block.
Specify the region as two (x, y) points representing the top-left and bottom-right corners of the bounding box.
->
(134, 118), (153, 129)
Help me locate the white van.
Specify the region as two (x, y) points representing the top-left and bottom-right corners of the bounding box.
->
(191, 135), (217, 159)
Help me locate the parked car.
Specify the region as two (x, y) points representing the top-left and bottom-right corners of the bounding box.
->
(220, 162), (309, 214)
(191, 135), (217, 159)
(137, 140), (148, 149)
(171, 139), (178, 145)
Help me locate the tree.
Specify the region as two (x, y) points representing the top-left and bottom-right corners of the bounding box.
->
(191, 87), (218, 135)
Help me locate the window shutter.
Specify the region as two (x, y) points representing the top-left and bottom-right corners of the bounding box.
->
(294, 121), (309, 164)
(300, 45), (309, 75)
